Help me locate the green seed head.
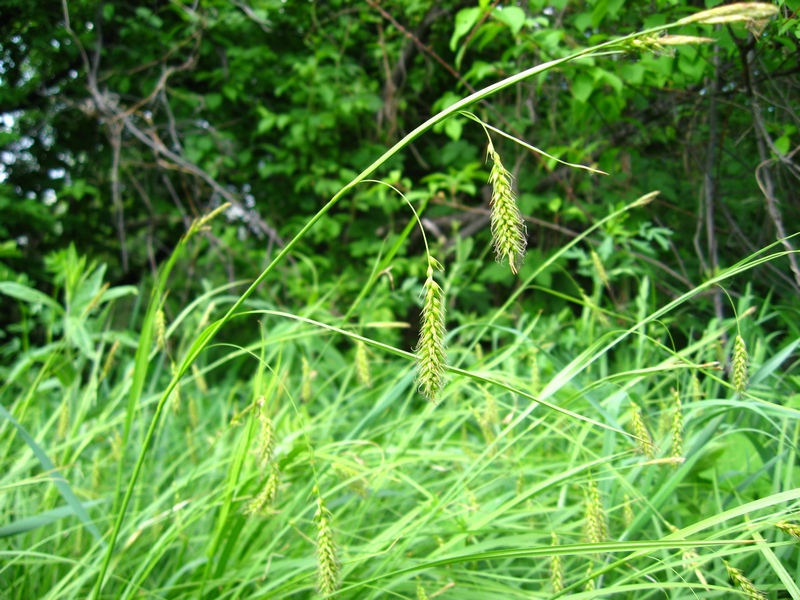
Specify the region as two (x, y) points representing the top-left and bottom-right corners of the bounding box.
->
(631, 406), (656, 459)
(723, 560), (768, 600)
(315, 495), (340, 595)
(415, 265), (447, 403)
(776, 520), (800, 539)
(550, 532), (564, 593)
(678, 3), (778, 25)
(154, 309), (167, 352)
(355, 340), (372, 388)
(244, 466), (280, 516)
(670, 388), (683, 464)
(732, 335), (748, 395)
(487, 142), (527, 274)
(584, 479), (608, 544)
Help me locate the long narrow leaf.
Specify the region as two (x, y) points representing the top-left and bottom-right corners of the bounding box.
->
(0, 402), (104, 544)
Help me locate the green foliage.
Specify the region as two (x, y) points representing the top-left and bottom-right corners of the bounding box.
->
(2, 0), (798, 316)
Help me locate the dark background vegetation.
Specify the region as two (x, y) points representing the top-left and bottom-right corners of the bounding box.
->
(2, 0), (799, 358)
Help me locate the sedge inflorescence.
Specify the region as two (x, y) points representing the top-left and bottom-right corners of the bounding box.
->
(487, 140), (527, 274)
(415, 262), (447, 403)
(315, 493), (340, 596)
(732, 334), (748, 395)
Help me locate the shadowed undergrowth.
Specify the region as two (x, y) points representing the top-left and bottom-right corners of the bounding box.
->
(2, 235), (799, 598)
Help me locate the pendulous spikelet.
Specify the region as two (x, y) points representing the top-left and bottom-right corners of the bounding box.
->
(197, 300), (216, 330)
(723, 560), (767, 600)
(550, 532), (564, 593)
(483, 388), (499, 429)
(110, 430), (124, 462)
(245, 465), (280, 516)
(623, 494), (635, 529)
(678, 2), (778, 26)
(732, 335), (748, 395)
(584, 479), (608, 544)
(170, 362), (182, 414)
(355, 341), (372, 388)
(254, 397), (275, 470)
(670, 388), (683, 464)
(315, 493), (340, 596)
(301, 356), (314, 403)
(188, 395), (199, 429)
(333, 463), (368, 498)
(487, 141), (527, 274)
(415, 264), (447, 402)
(244, 398), (282, 517)
(192, 364), (208, 395)
(91, 456), (101, 491)
(58, 401), (69, 441)
(691, 373), (703, 401)
(631, 405), (656, 459)
(475, 387), (499, 446)
(591, 248), (610, 289)
(100, 339), (120, 382)
(776, 520), (800, 539)
(473, 406), (495, 447)
(682, 549), (709, 587)
(416, 580), (429, 600)
(584, 561), (596, 591)
(154, 308), (167, 352)
(530, 348), (540, 394)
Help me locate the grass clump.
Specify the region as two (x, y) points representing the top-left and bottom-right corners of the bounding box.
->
(2, 243), (799, 598)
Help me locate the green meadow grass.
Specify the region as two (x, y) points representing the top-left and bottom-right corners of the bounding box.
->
(2, 231), (799, 599)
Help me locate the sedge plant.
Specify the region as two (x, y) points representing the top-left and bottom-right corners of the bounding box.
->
(3, 4), (800, 600)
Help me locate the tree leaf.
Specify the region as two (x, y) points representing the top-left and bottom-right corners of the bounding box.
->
(493, 6), (526, 36)
(443, 116), (463, 141)
(450, 7), (482, 52)
(572, 73), (595, 103)
(206, 93), (223, 110)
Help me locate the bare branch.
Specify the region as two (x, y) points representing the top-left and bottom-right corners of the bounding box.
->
(733, 28), (800, 290)
(62, 0), (286, 256)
